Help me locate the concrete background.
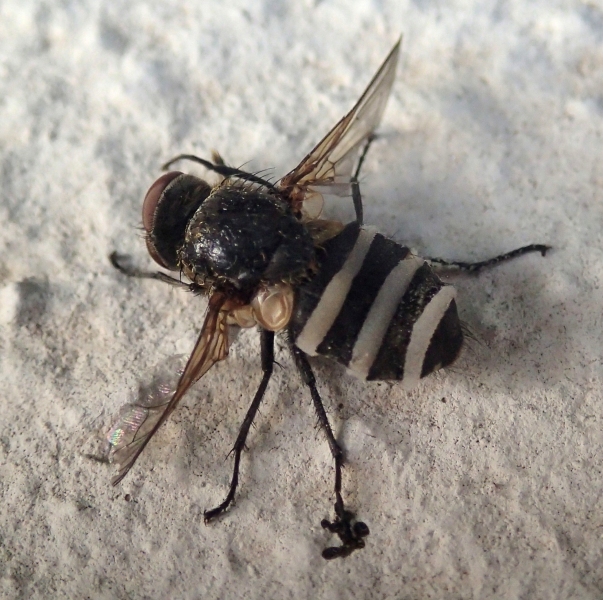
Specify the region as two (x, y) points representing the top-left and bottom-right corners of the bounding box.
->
(1, 0), (603, 598)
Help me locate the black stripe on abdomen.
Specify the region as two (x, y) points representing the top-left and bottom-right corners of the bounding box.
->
(289, 222), (361, 342)
(366, 264), (462, 382)
(315, 233), (410, 364)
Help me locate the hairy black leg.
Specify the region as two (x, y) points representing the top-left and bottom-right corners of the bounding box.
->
(351, 134), (377, 226)
(425, 244), (551, 273)
(161, 154), (277, 190)
(109, 252), (195, 290)
(290, 343), (369, 560)
(204, 330), (275, 522)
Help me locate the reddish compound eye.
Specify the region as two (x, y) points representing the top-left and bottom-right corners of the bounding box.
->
(145, 233), (170, 269)
(142, 171), (183, 234)
(140, 171), (212, 271)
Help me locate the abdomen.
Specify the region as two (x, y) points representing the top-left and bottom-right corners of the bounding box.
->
(289, 223), (464, 387)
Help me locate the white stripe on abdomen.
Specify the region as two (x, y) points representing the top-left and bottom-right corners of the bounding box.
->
(401, 286), (457, 390)
(295, 227), (377, 356)
(347, 255), (424, 379)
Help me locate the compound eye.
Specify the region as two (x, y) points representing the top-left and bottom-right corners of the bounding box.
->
(145, 236), (170, 269)
(142, 171), (183, 233)
(141, 171), (211, 271)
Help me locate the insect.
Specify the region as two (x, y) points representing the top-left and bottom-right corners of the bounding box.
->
(108, 39), (549, 559)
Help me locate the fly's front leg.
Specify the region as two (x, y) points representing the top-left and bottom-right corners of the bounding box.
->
(425, 244), (551, 273)
(109, 252), (194, 290)
(290, 343), (369, 560)
(351, 134), (377, 226)
(204, 330), (275, 522)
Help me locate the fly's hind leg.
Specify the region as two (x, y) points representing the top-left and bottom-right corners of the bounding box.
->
(425, 244), (551, 273)
(351, 134), (378, 226)
(290, 342), (369, 560)
(204, 330), (275, 522)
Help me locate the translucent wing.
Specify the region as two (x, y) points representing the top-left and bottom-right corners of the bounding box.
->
(279, 39), (401, 203)
(108, 293), (230, 485)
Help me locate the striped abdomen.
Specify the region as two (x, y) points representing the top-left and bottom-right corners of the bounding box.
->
(289, 223), (464, 388)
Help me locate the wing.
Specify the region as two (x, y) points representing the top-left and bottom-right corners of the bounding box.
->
(108, 292), (230, 485)
(279, 39), (401, 202)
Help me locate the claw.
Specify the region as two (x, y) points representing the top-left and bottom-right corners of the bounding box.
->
(321, 503), (369, 560)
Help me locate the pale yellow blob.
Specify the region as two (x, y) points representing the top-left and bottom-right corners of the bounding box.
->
(227, 283), (295, 332)
(227, 304), (256, 328)
(251, 283), (295, 331)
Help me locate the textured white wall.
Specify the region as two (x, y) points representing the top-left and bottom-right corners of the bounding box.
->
(1, 1), (602, 598)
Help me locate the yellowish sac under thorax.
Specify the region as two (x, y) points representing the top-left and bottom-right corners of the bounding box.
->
(227, 283), (295, 332)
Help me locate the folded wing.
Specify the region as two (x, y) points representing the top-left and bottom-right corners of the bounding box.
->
(108, 292), (230, 484)
(279, 39), (401, 204)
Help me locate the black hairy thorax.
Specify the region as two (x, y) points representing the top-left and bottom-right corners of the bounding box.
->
(180, 184), (316, 292)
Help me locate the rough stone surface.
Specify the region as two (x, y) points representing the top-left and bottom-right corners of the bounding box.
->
(1, 1), (602, 598)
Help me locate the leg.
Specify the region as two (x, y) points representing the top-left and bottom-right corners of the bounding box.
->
(351, 135), (377, 226)
(425, 244), (551, 273)
(290, 343), (369, 560)
(161, 154), (277, 190)
(109, 252), (194, 290)
(204, 330), (275, 522)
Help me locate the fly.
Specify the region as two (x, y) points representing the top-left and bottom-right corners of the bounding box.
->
(108, 39), (549, 559)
